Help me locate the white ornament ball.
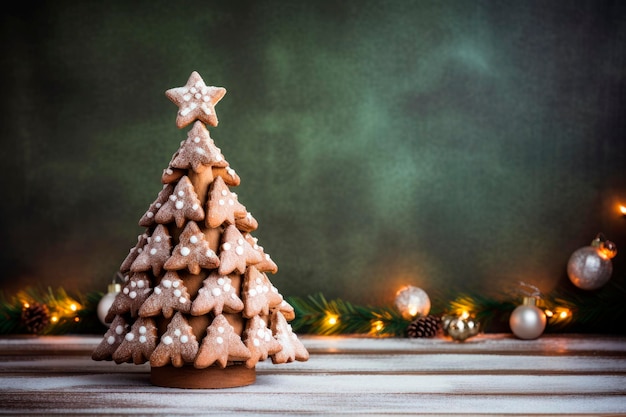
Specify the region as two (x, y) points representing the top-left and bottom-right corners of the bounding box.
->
(567, 246), (613, 290)
(97, 283), (121, 326)
(395, 285), (431, 320)
(509, 297), (546, 340)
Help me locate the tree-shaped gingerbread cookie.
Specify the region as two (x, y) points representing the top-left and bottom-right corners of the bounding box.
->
(92, 71), (308, 388)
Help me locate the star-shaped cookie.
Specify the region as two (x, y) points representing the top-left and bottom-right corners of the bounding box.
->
(165, 71), (226, 128)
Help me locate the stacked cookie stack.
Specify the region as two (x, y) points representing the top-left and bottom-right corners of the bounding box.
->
(92, 72), (308, 388)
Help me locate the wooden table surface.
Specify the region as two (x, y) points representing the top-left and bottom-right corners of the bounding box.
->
(1, 333), (625, 416)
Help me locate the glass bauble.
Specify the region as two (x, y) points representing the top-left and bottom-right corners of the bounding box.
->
(394, 285), (430, 320)
(567, 246), (613, 290)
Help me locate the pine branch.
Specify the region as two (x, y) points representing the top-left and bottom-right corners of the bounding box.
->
(287, 293), (410, 337)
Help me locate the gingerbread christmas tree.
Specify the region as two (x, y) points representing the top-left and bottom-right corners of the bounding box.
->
(92, 71), (308, 388)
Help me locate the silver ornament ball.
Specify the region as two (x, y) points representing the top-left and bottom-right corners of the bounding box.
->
(567, 246), (613, 290)
(509, 297), (546, 340)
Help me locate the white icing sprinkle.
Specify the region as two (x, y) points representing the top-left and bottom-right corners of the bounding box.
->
(221, 190), (228, 196)
(190, 235), (198, 244)
(129, 291), (137, 299)
(228, 199), (234, 206)
(212, 288), (222, 297)
(174, 329), (181, 337)
(150, 248), (157, 255)
(115, 325), (124, 335)
(222, 242), (231, 251)
(172, 281), (179, 288)
(224, 283), (231, 292)
(125, 333), (134, 341)
(237, 239), (244, 245)
(174, 289), (182, 297)
(163, 336), (173, 345)
(175, 201), (184, 210)
(205, 249), (215, 257)
(169, 195), (177, 201)
(180, 247), (191, 256)
(218, 199), (225, 206)
(139, 335), (147, 343)
(179, 297), (187, 303)
(218, 326), (225, 333)
(249, 289), (257, 297)
(177, 190), (184, 197)
(131, 282), (137, 288)
(123, 288), (129, 294)
(139, 326), (147, 334)
(154, 287), (162, 295)
(107, 336), (116, 345)
(217, 277), (225, 285)
(192, 203), (198, 210)
(180, 335), (189, 343)
(235, 246), (244, 255)
(147, 212), (154, 218)
(255, 277), (262, 285)
(162, 280), (172, 288)
(137, 281), (145, 288)
(194, 136), (200, 143)
(253, 338), (260, 347)
(216, 336), (224, 344)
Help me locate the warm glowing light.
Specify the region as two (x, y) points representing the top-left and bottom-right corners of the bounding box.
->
(23, 302), (30, 309)
(326, 314), (339, 326)
(459, 311), (470, 320)
(74, 317), (80, 322)
(619, 205), (626, 216)
(371, 320), (384, 333)
(70, 304), (78, 312)
(51, 316), (59, 323)
(408, 306), (419, 317)
(544, 309), (553, 318)
(559, 310), (569, 319)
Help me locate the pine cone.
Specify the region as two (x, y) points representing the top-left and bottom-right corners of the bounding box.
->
(407, 314), (441, 338)
(21, 302), (50, 334)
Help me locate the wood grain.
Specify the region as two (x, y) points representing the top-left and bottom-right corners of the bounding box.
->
(0, 334), (625, 416)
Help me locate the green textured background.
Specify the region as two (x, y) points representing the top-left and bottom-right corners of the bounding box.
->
(1, 0), (625, 307)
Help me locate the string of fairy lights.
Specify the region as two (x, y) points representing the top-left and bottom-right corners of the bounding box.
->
(1, 205), (625, 338)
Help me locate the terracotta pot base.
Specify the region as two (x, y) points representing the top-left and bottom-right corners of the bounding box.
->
(150, 364), (256, 389)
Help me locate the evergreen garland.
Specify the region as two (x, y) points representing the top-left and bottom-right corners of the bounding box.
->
(0, 287), (104, 335)
(1, 278), (625, 336)
(287, 293), (410, 337)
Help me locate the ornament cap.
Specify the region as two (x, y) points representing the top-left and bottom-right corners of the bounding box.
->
(107, 283), (122, 294)
(522, 296), (538, 306)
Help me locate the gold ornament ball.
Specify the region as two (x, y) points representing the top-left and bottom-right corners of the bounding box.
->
(443, 315), (480, 342)
(394, 286), (431, 320)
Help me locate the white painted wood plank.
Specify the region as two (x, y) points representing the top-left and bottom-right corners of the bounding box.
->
(1, 372), (624, 395)
(301, 334), (626, 354)
(2, 354), (625, 374)
(2, 334), (626, 355)
(3, 391), (625, 417)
